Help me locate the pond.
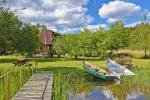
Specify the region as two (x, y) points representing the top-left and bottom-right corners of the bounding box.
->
(52, 66), (150, 100)
(68, 67), (150, 100)
(68, 78), (150, 100)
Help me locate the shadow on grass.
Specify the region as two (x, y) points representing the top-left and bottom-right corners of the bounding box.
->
(139, 56), (150, 59)
(0, 56), (105, 64)
(33, 56), (105, 62)
(0, 57), (61, 63)
(70, 57), (104, 61)
(0, 58), (17, 63)
(32, 58), (61, 62)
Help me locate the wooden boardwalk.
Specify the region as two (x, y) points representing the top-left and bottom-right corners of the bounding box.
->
(12, 71), (53, 100)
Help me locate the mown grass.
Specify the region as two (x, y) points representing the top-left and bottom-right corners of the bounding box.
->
(0, 55), (150, 99)
(0, 55), (20, 75)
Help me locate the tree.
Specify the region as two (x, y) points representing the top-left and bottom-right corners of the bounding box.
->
(128, 24), (150, 57)
(53, 27), (108, 58)
(53, 35), (66, 57)
(15, 24), (40, 56)
(105, 21), (129, 52)
(128, 13), (150, 57)
(94, 27), (107, 58)
(142, 12), (149, 25)
(78, 28), (93, 57)
(0, 7), (21, 55)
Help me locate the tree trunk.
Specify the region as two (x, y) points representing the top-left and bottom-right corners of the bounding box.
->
(48, 45), (53, 58)
(74, 55), (78, 59)
(2, 49), (6, 55)
(58, 54), (61, 58)
(144, 48), (147, 58)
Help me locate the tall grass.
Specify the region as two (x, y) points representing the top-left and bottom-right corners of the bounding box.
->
(0, 67), (34, 99)
(52, 71), (69, 100)
(118, 49), (150, 58)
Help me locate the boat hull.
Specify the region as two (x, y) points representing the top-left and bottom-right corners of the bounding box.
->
(107, 59), (135, 76)
(83, 64), (119, 81)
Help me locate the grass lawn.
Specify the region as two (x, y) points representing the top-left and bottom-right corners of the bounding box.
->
(0, 55), (150, 71)
(0, 56), (150, 99)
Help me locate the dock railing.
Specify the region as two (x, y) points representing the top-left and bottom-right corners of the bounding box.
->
(0, 60), (38, 100)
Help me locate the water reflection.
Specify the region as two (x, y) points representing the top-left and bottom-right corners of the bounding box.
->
(69, 87), (148, 100)
(126, 91), (145, 100)
(69, 87), (117, 100)
(69, 80), (150, 100)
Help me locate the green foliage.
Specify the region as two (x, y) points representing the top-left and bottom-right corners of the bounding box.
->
(53, 29), (100, 58)
(0, 8), (40, 56)
(94, 27), (107, 55)
(15, 24), (40, 56)
(54, 21), (128, 58)
(128, 23), (150, 57)
(0, 7), (21, 54)
(53, 36), (64, 55)
(68, 34), (80, 57)
(78, 28), (94, 57)
(128, 13), (150, 57)
(54, 34), (70, 54)
(105, 21), (129, 51)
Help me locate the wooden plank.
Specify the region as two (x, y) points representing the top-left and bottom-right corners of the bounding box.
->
(12, 71), (53, 100)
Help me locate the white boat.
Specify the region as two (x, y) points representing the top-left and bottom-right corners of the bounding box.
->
(107, 59), (135, 76)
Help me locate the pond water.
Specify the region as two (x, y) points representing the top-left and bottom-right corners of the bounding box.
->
(68, 78), (150, 100)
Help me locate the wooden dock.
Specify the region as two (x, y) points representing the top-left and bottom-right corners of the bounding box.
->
(12, 71), (53, 100)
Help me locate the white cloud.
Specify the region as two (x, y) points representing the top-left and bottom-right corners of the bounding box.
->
(7, 0), (93, 33)
(21, 8), (41, 17)
(99, 1), (141, 23)
(107, 18), (119, 23)
(43, 0), (53, 6)
(59, 27), (81, 33)
(47, 26), (58, 32)
(86, 24), (107, 31)
(125, 21), (141, 27)
(148, 12), (150, 18)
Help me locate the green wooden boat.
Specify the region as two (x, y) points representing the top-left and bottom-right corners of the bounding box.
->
(83, 61), (119, 81)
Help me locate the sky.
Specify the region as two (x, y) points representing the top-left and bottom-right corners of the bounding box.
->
(3, 0), (150, 33)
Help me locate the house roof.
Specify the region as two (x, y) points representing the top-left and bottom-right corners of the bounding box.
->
(40, 29), (55, 45)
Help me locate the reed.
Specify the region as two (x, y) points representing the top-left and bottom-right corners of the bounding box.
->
(52, 70), (69, 100)
(0, 67), (33, 99)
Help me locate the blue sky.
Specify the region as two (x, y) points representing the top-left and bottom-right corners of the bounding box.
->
(86, 0), (150, 27)
(7, 0), (150, 33)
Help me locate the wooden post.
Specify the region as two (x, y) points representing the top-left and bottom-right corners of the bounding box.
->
(20, 69), (22, 88)
(7, 75), (11, 100)
(35, 60), (38, 71)
(32, 64), (33, 75)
